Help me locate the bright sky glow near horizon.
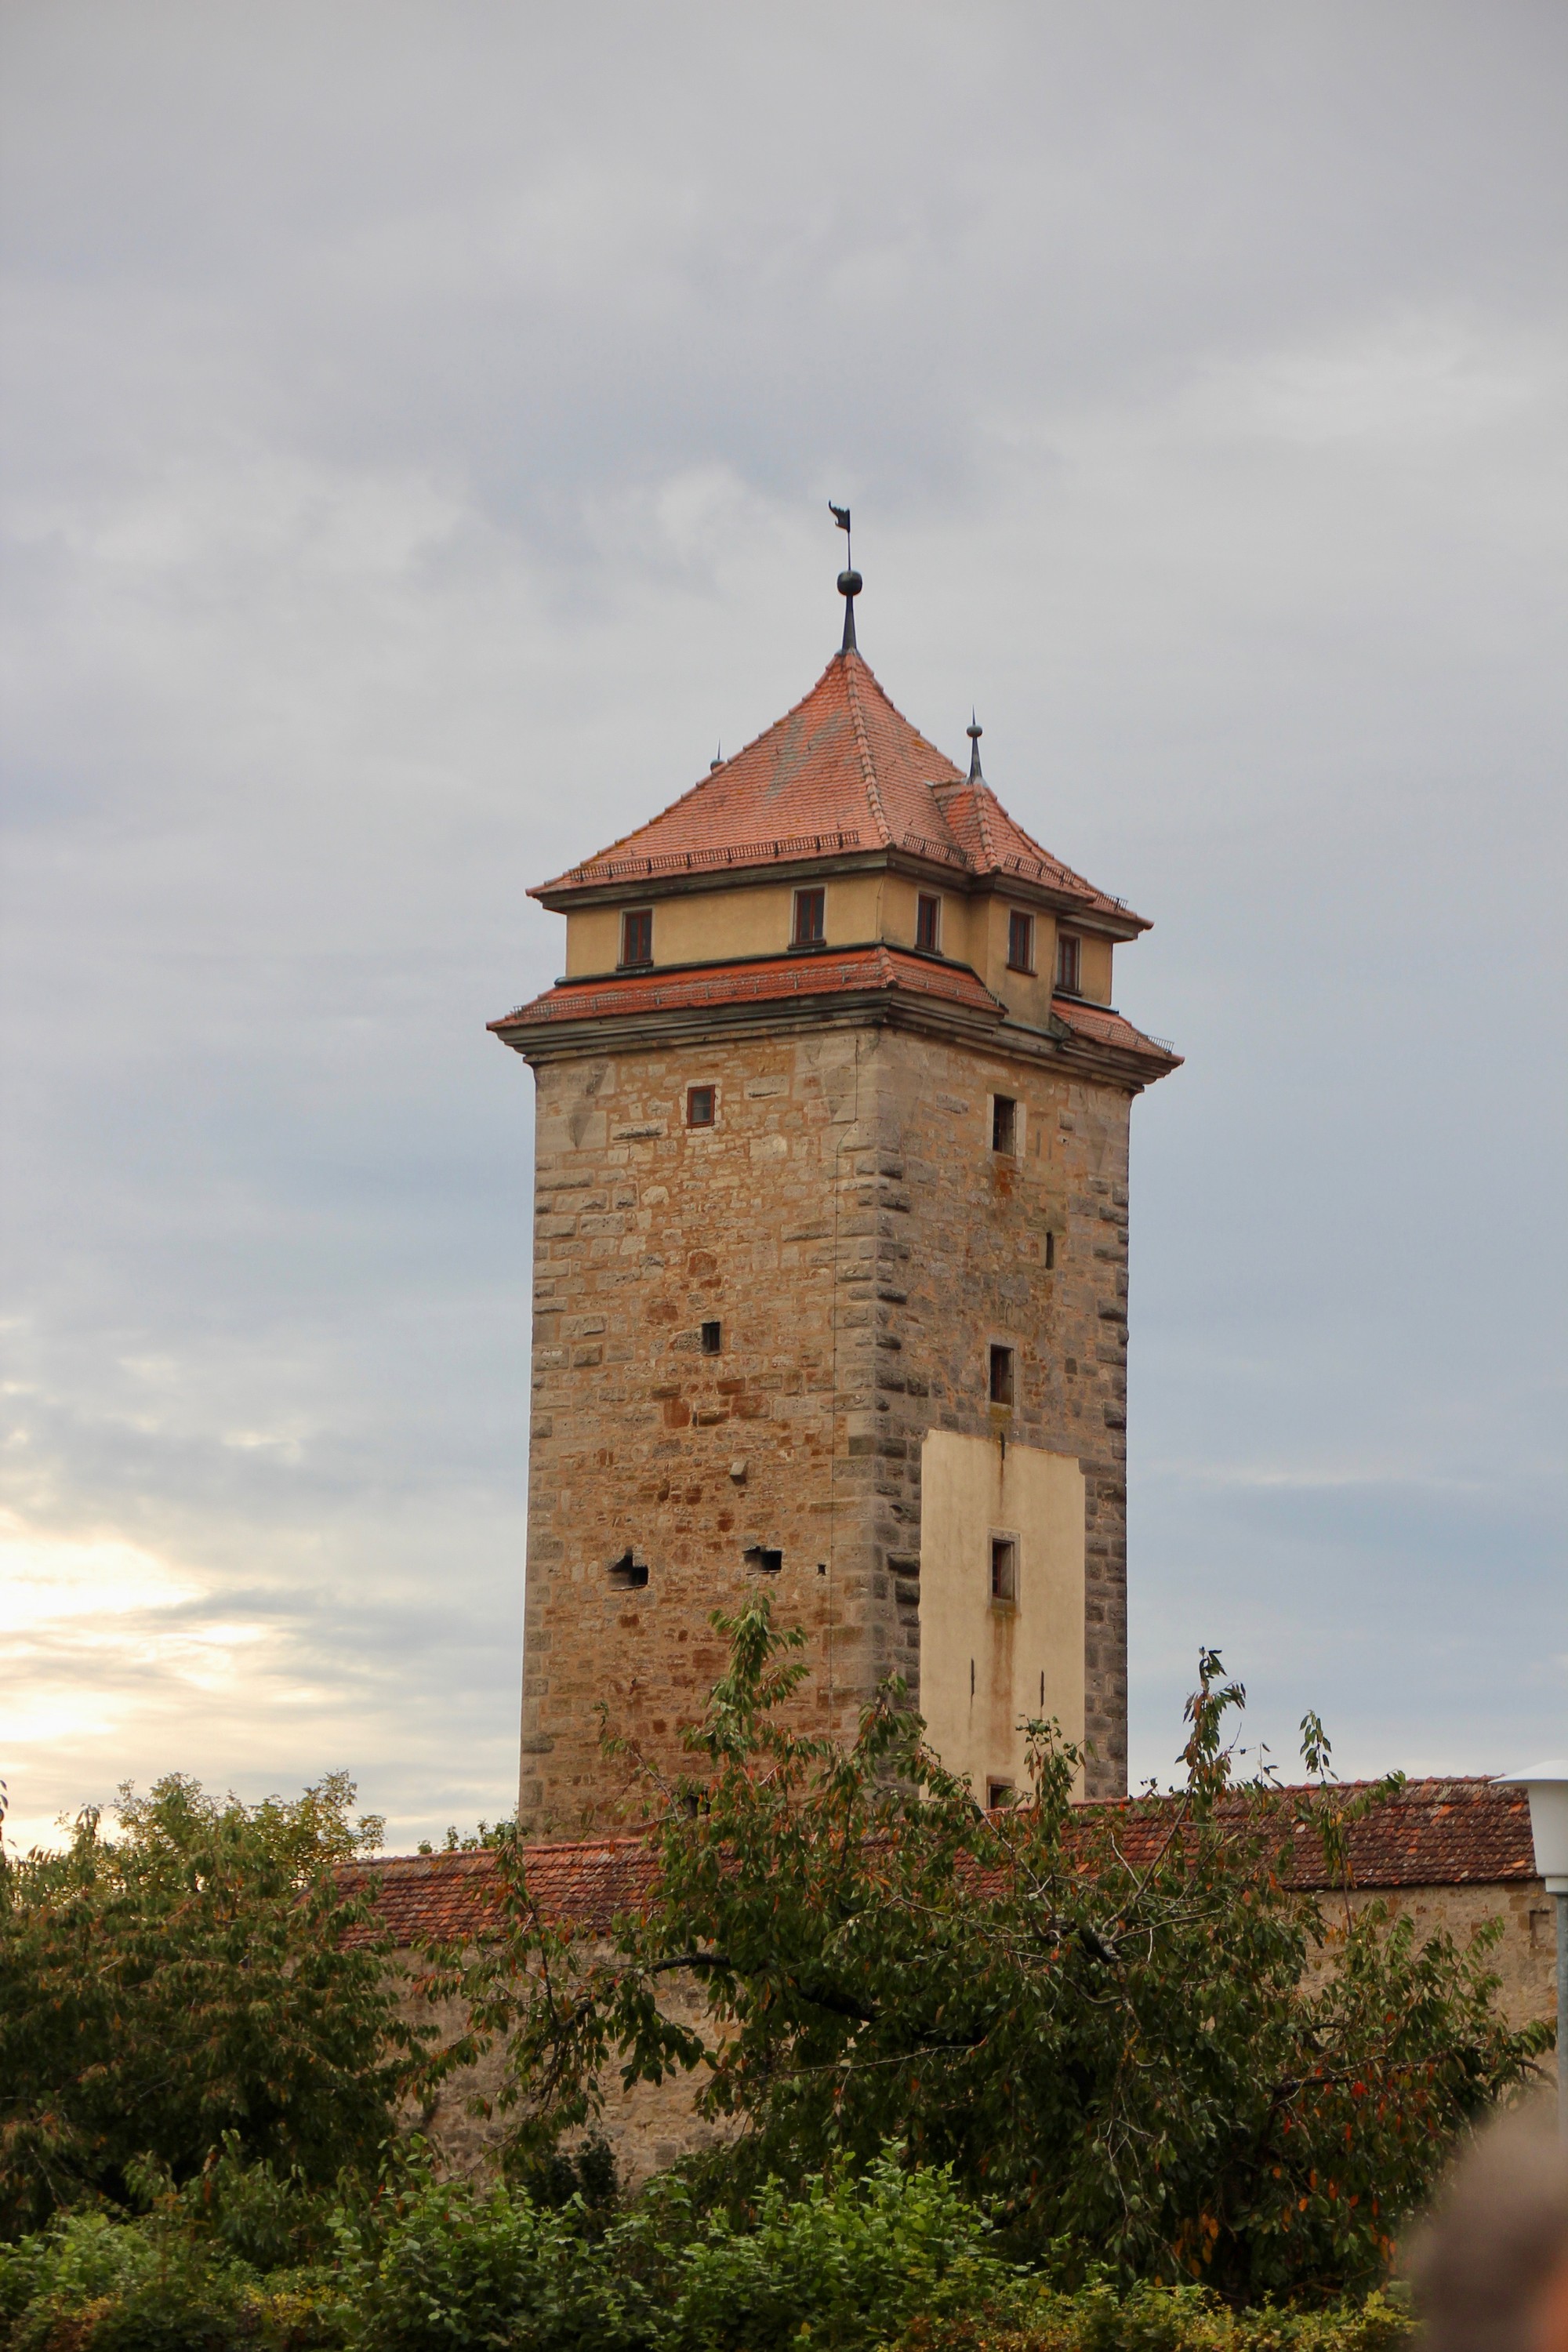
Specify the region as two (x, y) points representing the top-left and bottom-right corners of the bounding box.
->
(2, 3), (1564, 1855)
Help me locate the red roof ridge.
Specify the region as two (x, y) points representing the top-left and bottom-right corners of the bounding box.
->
(842, 652), (893, 848)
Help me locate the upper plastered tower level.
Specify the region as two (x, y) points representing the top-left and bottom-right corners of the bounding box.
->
(492, 574), (1180, 1833)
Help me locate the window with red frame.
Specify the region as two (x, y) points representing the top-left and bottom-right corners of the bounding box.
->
(1055, 931), (1082, 993)
(620, 907), (653, 967)
(793, 887), (826, 947)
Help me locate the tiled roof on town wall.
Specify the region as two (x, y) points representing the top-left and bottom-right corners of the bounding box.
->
(339, 1779), (1537, 1951)
(488, 945), (1004, 1035)
(530, 651), (1139, 921)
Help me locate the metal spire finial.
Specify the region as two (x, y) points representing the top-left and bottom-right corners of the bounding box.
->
(829, 501), (861, 654)
(710, 744), (723, 771)
(966, 713), (983, 782)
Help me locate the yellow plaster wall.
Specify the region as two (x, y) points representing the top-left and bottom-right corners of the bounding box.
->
(564, 875), (886, 975)
(971, 897), (1058, 1029)
(918, 1429), (1086, 1801)
(562, 877), (1115, 1009)
(1076, 934), (1114, 1004)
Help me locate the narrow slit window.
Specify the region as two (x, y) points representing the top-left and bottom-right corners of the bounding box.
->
(793, 887), (826, 947)
(700, 1320), (722, 1356)
(743, 1545), (782, 1575)
(619, 907), (653, 968)
(1044, 1231), (1055, 1271)
(991, 1094), (1016, 1155)
(1007, 909), (1034, 972)
(1055, 931), (1082, 993)
(608, 1549), (649, 1590)
(989, 1344), (1014, 1406)
(915, 893), (942, 953)
(687, 1084), (715, 1127)
(989, 1536), (1017, 1603)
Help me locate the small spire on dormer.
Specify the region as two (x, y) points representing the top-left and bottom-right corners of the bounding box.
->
(966, 714), (984, 783)
(711, 744), (723, 771)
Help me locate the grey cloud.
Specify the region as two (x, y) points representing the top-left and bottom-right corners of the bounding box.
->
(1, 0), (1563, 1849)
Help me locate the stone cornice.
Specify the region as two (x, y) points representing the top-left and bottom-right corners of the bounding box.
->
(492, 985), (1178, 1095)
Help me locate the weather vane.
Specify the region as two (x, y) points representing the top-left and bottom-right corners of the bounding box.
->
(829, 502), (861, 653)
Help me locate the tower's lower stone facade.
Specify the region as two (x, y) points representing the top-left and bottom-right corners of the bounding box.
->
(515, 1008), (1142, 1829)
(492, 624), (1177, 1833)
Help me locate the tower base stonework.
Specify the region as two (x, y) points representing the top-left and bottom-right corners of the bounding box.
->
(516, 1014), (1139, 1831)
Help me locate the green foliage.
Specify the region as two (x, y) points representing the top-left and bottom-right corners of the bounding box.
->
(0, 1773), (426, 2238)
(430, 1608), (1548, 2301)
(0, 2151), (1416, 2352)
(886, 2281), (1414, 2352)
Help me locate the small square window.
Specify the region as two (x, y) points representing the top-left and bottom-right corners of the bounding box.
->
(1055, 931), (1081, 994)
(989, 1345), (1014, 1407)
(620, 908), (653, 967)
(700, 1319), (722, 1356)
(743, 1544), (782, 1575)
(608, 1549), (649, 1590)
(687, 1084), (715, 1127)
(986, 1778), (1016, 1811)
(991, 1094), (1016, 1155)
(915, 893), (942, 953)
(793, 887), (826, 947)
(1007, 910), (1034, 972)
(989, 1537), (1017, 1603)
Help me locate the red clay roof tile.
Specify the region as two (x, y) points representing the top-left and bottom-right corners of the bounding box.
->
(489, 946), (1005, 1033)
(532, 651), (1140, 923)
(1051, 995), (1183, 1067)
(340, 1779), (1537, 1950)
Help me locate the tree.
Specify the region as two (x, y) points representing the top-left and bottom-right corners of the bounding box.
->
(432, 1606), (1549, 2301)
(0, 1772), (423, 2237)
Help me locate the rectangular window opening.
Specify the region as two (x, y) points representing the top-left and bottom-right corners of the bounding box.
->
(915, 892), (942, 953)
(1007, 909), (1034, 973)
(989, 1344), (1014, 1407)
(743, 1545), (782, 1576)
(700, 1319), (722, 1356)
(991, 1094), (1017, 1155)
(1055, 931), (1082, 994)
(792, 887), (826, 947)
(986, 1779), (1016, 1812)
(687, 1084), (715, 1128)
(990, 1536), (1017, 1604)
(619, 907), (653, 968)
(608, 1549), (649, 1591)
(1044, 1230), (1055, 1271)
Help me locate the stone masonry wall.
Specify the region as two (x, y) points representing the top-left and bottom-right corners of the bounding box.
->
(521, 1012), (1138, 1831)
(399, 1884), (1558, 2187)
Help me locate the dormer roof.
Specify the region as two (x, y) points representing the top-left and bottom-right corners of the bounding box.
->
(531, 648), (1145, 930)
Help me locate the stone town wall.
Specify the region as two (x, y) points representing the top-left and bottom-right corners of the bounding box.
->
(397, 1951), (731, 2190)
(521, 1016), (1140, 1831)
(399, 1882), (1557, 2187)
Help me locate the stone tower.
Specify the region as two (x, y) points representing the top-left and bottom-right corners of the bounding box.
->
(492, 572), (1178, 1834)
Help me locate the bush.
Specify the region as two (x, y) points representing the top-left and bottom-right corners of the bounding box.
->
(887, 2281), (1414, 2352)
(0, 1774), (425, 2238)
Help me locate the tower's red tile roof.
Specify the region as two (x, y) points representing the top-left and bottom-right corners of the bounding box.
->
(1051, 995), (1183, 1069)
(532, 651), (1140, 924)
(339, 1779), (1537, 1950)
(489, 945), (1004, 1036)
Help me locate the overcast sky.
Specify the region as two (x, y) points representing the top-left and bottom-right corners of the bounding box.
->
(2, 3), (1564, 1853)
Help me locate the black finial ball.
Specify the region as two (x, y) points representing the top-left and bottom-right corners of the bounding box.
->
(967, 720), (982, 740)
(837, 568), (862, 597)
